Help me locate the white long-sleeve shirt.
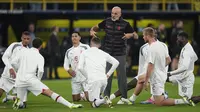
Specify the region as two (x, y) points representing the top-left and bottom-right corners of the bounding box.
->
(11, 48), (44, 87)
(170, 42), (198, 79)
(138, 43), (149, 76)
(64, 43), (90, 82)
(78, 47), (119, 83)
(1, 42), (28, 80)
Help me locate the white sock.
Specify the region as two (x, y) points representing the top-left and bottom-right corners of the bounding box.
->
(51, 92), (72, 107)
(175, 99), (189, 105)
(7, 95), (16, 101)
(110, 94), (116, 100)
(129, 94), (138, 101)
(94, 98), (105, 107)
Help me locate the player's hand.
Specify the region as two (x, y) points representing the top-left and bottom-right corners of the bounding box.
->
(90, 30), (97, 37)
(68, 69), (76, 77)
(9, 68), (16, 79)
(143, 82), (149, 91)
(106, 74), (110, 79)
(167, 72), (171, 77)
(133, 32), (138, 39)
(122, 33), (132, 39)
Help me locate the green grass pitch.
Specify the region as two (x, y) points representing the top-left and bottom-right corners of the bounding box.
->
(1, 77), (200, 112)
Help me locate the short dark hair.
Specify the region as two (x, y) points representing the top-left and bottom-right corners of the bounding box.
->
(22, 31), (30, 36)
(177, 31), (188, 39)
(91, 37), (101, 45)
(32, 38), (43, 48)
(72, 31), (81, 37)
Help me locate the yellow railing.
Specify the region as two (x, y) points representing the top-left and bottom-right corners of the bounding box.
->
(0, 0), (198, 11)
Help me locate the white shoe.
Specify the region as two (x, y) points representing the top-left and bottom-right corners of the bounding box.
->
(121, 98), (133, 105)
(182, 96), (195, 107)
(117, 99), (125, 104)
(104, 96), (113, 108)
(69, 103), (83, 109)
(13, 98), (20, 110)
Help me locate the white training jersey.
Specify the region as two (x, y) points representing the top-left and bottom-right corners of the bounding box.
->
(178, 42), (198, 78)
(1, 42), (28, 80)
(64, 43), (90, 82)
(11, 48), (44, 87)
(78, 47), (119, 83)
(148, 41), (169, 83)
(138, 41), (169, 77)
(138, 43), (149, 76)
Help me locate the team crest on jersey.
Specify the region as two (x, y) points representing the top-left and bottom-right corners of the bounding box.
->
(117, 26), (121, 30)
(74, 56), (78, 62)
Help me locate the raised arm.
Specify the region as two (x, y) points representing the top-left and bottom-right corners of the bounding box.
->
(90, 20), (106, 37)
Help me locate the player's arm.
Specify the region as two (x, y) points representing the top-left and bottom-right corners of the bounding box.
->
(168, 52), (190, 76)
(166, 56), (171, 66)
(164, 44), (171, 66)
(63, 52), (76, 77)
(90, 20), (106, 37)
(2, 43), (15, 69)
(37, 57), (45, 80)
(123, 23), (138, 40)
(105, 53), (119, 78)
(10, 50), (21, 79)
(77, 52), (87, 78)
(144, 49), (155, 90)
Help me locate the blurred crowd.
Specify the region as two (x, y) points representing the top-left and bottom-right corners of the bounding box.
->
(0, 2), (192, 11)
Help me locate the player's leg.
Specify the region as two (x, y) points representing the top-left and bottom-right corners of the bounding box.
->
(71, 82), (81, 101)
(0, 77), (7, 98)
(6, 87), (17, 102)
(151, 83), (193, 106)
(177, 74), (195, 106)
(0, 78), (16, 103)
(101, 80), (113, 108)
(82, 81), (89, 101)
(88, 80), (108, 108)
(2, 92), (17, 103)
(110, 78), (138, 100)
(88, 81), (104, 107)
(13, 87), (27, 110)
(179, 75), (194, 99)
(0, 88), (4, 98)
(42, 89), (82, 108)
(28, 79), (83, 109)
(129, 74), (145, 103)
